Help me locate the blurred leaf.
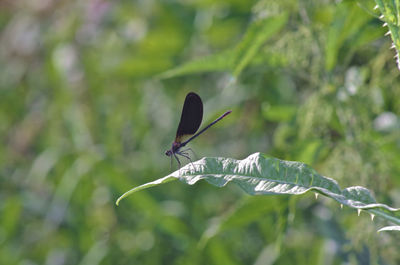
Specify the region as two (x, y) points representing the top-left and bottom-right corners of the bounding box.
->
(261, 103), (296, 122)
(325, 1), (372, 70)
(116, 153), (400, 225)
(157, 50), (234, 79)
(158, 13), (288, 79)
(296, 140), (323, 165)
(231, 13), (288, 76)
(205, 18), (243, 48)
(207, 239), (241, 265)
(253, 244), (280, 265)
(1, 196), (21, 238)
(198, 196), (282, 247)
(218, 197), (278, 231)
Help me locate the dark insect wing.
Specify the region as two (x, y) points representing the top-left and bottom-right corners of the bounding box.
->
(175, 92), (203, 142)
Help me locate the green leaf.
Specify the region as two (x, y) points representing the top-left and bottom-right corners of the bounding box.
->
(116, 153), (400, 225)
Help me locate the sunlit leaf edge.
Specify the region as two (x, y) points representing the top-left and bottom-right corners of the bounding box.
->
(377, 225), (400, 232)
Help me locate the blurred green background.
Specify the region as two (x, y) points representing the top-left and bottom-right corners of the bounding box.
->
(1, 0), (400, 264)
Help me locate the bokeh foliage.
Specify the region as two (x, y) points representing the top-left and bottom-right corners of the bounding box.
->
(1, 0), (400, 265)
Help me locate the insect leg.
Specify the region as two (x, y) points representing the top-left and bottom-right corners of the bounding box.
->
(173, 153), (181, 169)
(178, 152), (195, 170)
(185, 148), (198, 159)
(173, 153), (182, 176)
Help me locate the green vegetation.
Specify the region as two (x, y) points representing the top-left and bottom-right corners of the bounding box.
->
(1, 0), (400, 264)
